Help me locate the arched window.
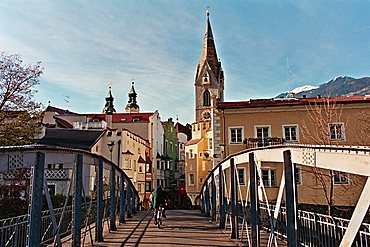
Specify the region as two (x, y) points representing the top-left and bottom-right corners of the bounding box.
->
(203, 90), (211, 106)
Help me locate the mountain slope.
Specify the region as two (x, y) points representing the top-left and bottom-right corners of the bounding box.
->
(276, 76), (370, 98)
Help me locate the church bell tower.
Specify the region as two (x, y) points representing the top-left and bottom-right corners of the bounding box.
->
(194, 10), (224, 122)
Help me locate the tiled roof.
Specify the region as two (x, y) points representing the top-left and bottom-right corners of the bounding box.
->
(86, 112), (154, 123)
(186, 138), (202, 146)
(217, 96), (370, 109)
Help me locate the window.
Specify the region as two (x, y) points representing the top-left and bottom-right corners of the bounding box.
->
(334, 171), (348, 184)
(209, 138), (213, 150)
(145, 182), (151, 192)
(157, 160), (160, 169)
(124, 159), (131, 169)
(200, 177), (203, 183)
(189, 174), (195, 185)
(203, 90), (211, 106)
(255, 126), (270, 139)
(47, 184), (56, 196)
(139, 165), (143, 173)
(229, 127), (243, 144)
(283, 125), (299, 142)
(238, 168), (246, 185)
(48, 163), (63, 169)
(189, 149), (194, 159)
(261, 169), (277, 187)
(329, 123), (345, 141)
(146, 163), (150, 173)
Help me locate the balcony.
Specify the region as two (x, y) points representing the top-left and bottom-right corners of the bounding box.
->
(243, 137), (285, 149)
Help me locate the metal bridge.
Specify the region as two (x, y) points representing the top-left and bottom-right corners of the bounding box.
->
(0, 145), (140, 246)
(1, 145), (370, 246)
(200, 144), (370, 247)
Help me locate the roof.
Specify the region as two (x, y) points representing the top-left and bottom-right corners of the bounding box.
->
(35, 128), (105, 150)
(53, 116), (73, 128)
(175, 122), (192, 141)
(137, 156), (146, 163)
(45, 105), (78, 115)
(122, 150), (134, 155)
(86, 112), (154, 123)
(217, 96), (370, 109)
(185, 138), (202, 146)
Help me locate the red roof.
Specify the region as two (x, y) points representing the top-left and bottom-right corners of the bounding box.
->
(217, 96), (370, 109)
(186, 138), (202, 146)
(86, 113), (154, 123)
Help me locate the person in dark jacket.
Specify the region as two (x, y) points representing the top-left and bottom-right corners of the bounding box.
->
(152, 185), (167, 223)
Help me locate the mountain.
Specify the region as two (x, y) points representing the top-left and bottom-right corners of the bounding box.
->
(276, 76), (370, 98)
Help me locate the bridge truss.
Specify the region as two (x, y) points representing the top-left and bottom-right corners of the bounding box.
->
(200, 144), (370, 247)
(0, 145), (140, 246)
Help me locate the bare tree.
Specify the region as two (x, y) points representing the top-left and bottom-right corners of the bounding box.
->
(300, 98), (351, 215)
(301, 98), (346, 145)
(0, 52), (43, 146)
(355, 110), (370, 146)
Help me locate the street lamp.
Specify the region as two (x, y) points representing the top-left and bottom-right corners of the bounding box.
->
(107, 141), (115, 161)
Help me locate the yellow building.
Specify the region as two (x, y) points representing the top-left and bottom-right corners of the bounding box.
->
(185, 120), (213, 206)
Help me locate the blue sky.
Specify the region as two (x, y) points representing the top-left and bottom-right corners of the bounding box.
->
(1, 1), (370, 124)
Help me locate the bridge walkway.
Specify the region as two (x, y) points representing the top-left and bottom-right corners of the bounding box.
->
(64, 210), (243, 246)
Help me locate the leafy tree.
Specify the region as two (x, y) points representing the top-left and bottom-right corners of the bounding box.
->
(0, 52), (43, 146)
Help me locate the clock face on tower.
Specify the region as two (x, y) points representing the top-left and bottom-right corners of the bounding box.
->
(202, 110), (211, 120)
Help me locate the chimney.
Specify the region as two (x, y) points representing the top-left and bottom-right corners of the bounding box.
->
(317, 94), (321, 99)
(302, 95), (306, 98)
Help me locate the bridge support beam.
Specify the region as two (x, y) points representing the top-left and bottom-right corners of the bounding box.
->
(27, 152), (45, 247)
(340, 176), (370, 246)
(219, 165), (225, 229)
(127, 184), (133, 218)
(72, 154), (83, 246)
(230, 158), (239, 239)
(205, 180), (211, 217)
(284, 150), (298, 247)
(249, 152), (260, 247)
(201, 190), (205, 213)
(132, 191), (137, 214)
(119, 174), (126, 223)
(211, 171), (216, 221)
(96, 159), (104, 242)
(110, 166), (117, 230)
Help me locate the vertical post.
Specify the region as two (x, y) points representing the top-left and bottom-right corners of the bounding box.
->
(211, 171), (216, 221)
(205, 181), (211, 217)
(110, 166), (117, 230)
(230, 158), (239, 239)
(95, 159), (104, 242)
(27, 152), (45, 247)
(127, 184), (132, 218)
(72, 154), (83, 247)
(284, 150), (298, 247)
(119, 174), (126, 223)
(200, 191), (205, 213)
(219, 165), (225, 229)
(131, 192), (138, 214)
(249, 152), (260, 247)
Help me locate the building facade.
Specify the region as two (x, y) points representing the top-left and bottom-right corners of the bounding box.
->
(185, 11), (370, 208)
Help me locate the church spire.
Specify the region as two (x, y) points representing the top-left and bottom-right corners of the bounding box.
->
(205, 9), (213, 39)
(196, 10), (220, 82)
(103, 85), (116, 115)
(125, 81), (140, 113)
(194, 10), (224, 122)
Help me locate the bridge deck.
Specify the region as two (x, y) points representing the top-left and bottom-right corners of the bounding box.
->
(57, 210), (286, 246)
